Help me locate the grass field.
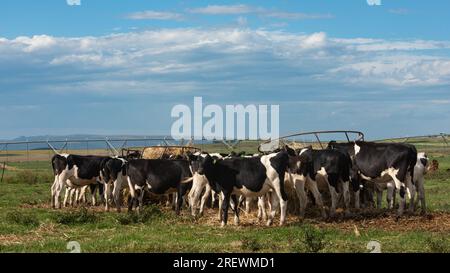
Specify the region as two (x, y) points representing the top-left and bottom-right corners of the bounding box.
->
(0, 138), (449, 253)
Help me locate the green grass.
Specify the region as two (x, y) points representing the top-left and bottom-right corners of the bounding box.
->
(0, 138), (449, 253)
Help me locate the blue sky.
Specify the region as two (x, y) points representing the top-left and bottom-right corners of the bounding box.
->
(1, 0), (450, 139)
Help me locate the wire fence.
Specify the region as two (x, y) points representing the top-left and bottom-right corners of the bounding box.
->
(0, 133), (448, 165)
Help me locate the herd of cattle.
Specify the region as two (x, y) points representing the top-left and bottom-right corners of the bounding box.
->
(50, 141), (431, 227)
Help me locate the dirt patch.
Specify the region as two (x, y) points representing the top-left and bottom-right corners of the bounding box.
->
(21, 202), (450, 233)
(188, 208), (450, 233)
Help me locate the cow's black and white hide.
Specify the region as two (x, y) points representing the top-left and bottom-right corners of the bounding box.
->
(327, 141), (417, 217)
(51, 154), (109, 209)
(125, 159), (193, 214)
(287, 147), (353, 219)
(188, 147), (299, 227)
(375, 152), (429, 213)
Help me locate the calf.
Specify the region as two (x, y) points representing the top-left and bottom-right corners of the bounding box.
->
(289, 147), (353, 218)
(328, 141), (417, 217)
(100, 157), (127, 212)
(125, 159), (193, 214)
(51, 154), (109, 209)
(188, 147), (299, 227)
(380, 152), (429, 213)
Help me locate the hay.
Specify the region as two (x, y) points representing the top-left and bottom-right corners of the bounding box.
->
(142, 146), (200, 159)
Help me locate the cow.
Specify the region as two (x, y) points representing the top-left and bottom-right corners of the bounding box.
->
(100, 157), (128, 212)
(288, 147), (354, 219)
(125, 159), (193, 214)
(327, 141), (417, 217)
(379, 152), (429, 213)
(188, 147), (299, 227)
(51, 154), (110, 209)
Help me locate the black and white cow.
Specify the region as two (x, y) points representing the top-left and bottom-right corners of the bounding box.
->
(327, 141), (417, 216)
(51, 154), (109, 209)
(100, 157), (128, 212)
(379, 152), (429, 213)
(125, 159), (193, 214)
(188, 147), (299, 227)
(288, 147), (354, 219)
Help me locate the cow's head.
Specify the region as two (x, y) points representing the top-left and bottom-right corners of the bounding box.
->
(280, 145), (301, 173)
(51, 154), (69, 175)
(100, 157), (127, 184)
(418, 152), (430, 173)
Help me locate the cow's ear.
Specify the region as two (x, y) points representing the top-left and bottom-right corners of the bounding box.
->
(186, 152), (197, 161)
(284, 145), (296, 156)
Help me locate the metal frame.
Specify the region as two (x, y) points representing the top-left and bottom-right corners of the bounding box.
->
(0, 137), (187, 156)
(258, 130), (365, 152)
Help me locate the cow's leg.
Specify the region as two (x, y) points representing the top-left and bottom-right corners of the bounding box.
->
(354, 189), (361, 210)
(244, 197), (251, 215)
(73, 188), (79, 206)
(51, 175), (58, 208)
(80, 186), (88, 204)
(386, 182), (395, 209)
(231, 195), (240, 225)
(218, 192), (224, 221)
(257, 195), (267, 221)
(89, 184), (98, 206)
(199, 184), (211, 216)
(376, 187), (383, 209)
(416, 177), (426, 214)
(327, 180), (339, 218)
(267, 191), (280, 226)
(176, 185), (186, 215)
(407, 179), (416, 213)
(293, 178), (307, 219)
(54, 175), (69, 209)
(342, 181), (351, 216)
(137, 188), (145, 213)
(211, 190), (216, 208)
(104, 182), (111, 212)
(113, 178), (123, 213)
(306, 179), (326, 219)
(389, 174), (406, 217)
(270, 176), (288, 226)
(63, 187), (71, 208)
(69, 188), (77, 207)
(221, 192), (231, 227)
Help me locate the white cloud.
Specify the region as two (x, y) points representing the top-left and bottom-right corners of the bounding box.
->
(126, 11), (183, 20)
(1, 28), (450, 96)
(264, 11), (333, 20)
(187, 5), (254, 15)
(13, 35), (56, 52)
(186, 4), (333, 20)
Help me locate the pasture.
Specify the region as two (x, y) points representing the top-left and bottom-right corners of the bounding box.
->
(1, 137), (450, 253)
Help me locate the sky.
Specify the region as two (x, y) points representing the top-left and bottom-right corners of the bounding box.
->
(1, 0), (450, 140)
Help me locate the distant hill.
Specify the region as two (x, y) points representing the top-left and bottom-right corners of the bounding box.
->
(1, 134), (209, 151)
